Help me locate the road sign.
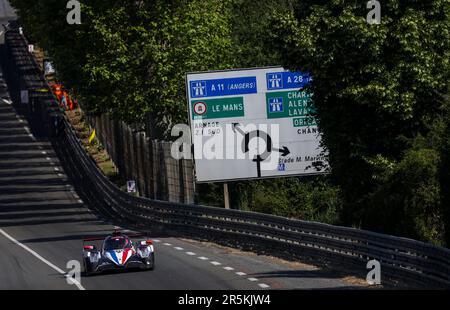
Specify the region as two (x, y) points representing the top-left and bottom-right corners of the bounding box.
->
(44, 59), (56, 75)
(266, 71), (312, 90)
(186, 67), (328, 183)
(20, 90), (29, 104)
(127, 180), (136, 193)
(193, 101), (207, 116)
(191, 97), (244, 120)
(189, 77), (257, 98)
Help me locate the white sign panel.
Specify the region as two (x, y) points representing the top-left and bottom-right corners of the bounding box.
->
(186, 67), (328, 183)
(127, 180), (136, 193)
(44, 60), (56, 75)
(20, 90), (29, 104)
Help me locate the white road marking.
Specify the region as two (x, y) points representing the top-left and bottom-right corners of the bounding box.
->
(163, 243), (172, 246)
(0, 229), (85, 290)
(54, 168), (59, 171)
(46, 157), (51, 160)
(153, 239), (161, 243)
(167, 244), (265, 290)
(174, 247), (184, 251)
(77, 199), (83, 204)
(41, 151), (47, 154)
(2, 98), (11, 105)
(24, 126), (36, 141)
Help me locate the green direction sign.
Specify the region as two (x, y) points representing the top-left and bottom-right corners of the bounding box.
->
(191, 97), (244, 120)
(293, 116), (317, 127)
(266, 90), (315, 120)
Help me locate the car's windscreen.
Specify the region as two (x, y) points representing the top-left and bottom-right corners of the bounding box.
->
(104, 237), (129, 251)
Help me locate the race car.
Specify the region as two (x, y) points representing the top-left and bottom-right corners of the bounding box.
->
(82, 230), (155, 275)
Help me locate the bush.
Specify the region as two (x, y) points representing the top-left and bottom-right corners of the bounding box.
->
(363, 147), (444, 245)
(246, 177), (342, 225)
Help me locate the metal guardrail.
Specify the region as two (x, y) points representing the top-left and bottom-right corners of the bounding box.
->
(4, 27), (450, 289)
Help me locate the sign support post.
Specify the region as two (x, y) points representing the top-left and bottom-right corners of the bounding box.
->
(223, 183), (230, 209)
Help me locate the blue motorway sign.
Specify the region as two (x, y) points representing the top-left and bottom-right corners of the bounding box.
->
(266, 72), (312, 91)
(268, 97), (284, 113)
(190, 77), (257, 98)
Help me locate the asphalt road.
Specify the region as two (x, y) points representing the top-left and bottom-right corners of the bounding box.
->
(0, 0), (15, 44)
(0, 1), (363, 290)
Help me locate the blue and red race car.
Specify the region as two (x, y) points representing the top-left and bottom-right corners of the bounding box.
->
(82, 230), (155, 275)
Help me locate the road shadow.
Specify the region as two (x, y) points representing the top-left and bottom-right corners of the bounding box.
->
(0, 202), (84, 213)
(0, 217), (100, 228)
(250, 269), (346, 280)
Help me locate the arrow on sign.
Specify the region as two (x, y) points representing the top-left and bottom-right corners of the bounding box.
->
(275, 146), (290, 157)
(232, 123), (245, 136)
(234, 122), (290, 157)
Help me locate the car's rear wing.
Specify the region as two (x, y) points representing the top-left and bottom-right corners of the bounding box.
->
(83, 237), (105, 242)
(83, 233), (147, 243)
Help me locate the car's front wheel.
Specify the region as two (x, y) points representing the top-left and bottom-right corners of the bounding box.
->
(83, 257), (94, 276)
(145, 253), (155, 271)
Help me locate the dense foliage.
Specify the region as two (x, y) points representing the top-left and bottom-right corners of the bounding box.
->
(272, 0), (450, 244)
(9, 0), (450, 245)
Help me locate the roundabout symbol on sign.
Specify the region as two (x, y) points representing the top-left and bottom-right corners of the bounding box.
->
(232, 123), (290, 178)
(193, 101), (207, 116)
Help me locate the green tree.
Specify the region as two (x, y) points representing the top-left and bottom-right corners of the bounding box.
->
(10, 0), (238, 133)
(272, 0), (450, 244)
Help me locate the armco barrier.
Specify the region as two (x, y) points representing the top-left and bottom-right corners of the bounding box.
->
(3, 27), (450, 289)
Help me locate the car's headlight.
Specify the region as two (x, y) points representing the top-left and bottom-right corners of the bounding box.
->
(138, 247), (150, 258)
(86, 252), (100, 262)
